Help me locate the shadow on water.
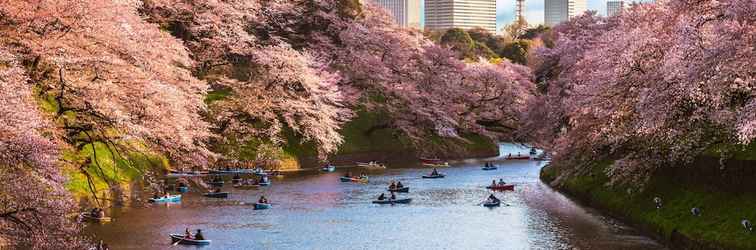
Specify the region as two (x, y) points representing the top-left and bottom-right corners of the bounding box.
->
(84, 143), (666, 250)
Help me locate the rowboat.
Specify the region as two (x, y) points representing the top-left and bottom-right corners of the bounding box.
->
(482, 166), (497, 170)
(169, 234), (211, 245)
(203, 192), (229, 198)
(422, 174), (445, 179)
(340, 176), (368, 183)
(176, 186), (189, 193)
(321, 165), (336, 172)
(149, 194), (182, 203)
(483, 200), (501, 207)
(387, 187), (409, 193)
(372, 198), (412, 204)
(254, 203), (272, 210)
(357, 161), (386, 169)
(79, 213), (112, 223)
(486, 184), (515, 191)
(504, 154), (530, 160)
(233, 183), (260, 189)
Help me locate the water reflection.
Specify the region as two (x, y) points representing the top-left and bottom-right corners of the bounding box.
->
(85, 143), (665, 249)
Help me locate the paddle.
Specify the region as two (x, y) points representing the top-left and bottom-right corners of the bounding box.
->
(171, 236), (185, 246)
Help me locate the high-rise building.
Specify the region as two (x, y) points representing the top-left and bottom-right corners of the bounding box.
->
(374, 0), (422, 29)
(606, 0), (624, 16)
(425, 0), (497, 34)
(544, 0), (587, 26)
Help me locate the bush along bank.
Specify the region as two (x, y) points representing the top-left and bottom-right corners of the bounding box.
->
(541, 155), (756, 250)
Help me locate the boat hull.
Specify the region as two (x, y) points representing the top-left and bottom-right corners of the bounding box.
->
(148, 195), (182, 203)
(254, 203), (272, 210)
(169, 234), (211, 245)
(486, 184), (515, 191)
(372, 198), (412, 204)
(80, 213), (112, 223)
(483, 201), (501, 207)
(482, 167), (497, 171)
(203, 192), (229, 198)
(387, 187), (409, 193)
(422, 174), (445, 179)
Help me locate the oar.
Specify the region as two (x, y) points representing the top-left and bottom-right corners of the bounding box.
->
(171, 236), (185, 246)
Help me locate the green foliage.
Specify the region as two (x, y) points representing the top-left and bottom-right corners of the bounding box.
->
(205, 88), (232, 104)
(546, 160), (756, 250)
(500, 40), (530, 65)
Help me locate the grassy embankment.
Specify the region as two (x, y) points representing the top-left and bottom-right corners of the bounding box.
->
(37, 89), (168, 199)
(541, 143), (756, 250)
(208, 89), (498, 170)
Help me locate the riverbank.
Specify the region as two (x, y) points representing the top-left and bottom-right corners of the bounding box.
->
(541, 156), (756, 250)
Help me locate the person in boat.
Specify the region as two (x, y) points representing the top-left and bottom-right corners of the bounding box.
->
(389, 181), (396, 189)
(359, 172), (366, 178)
(499, 179), (506, 185)
(377, 193), (386, 201)
(258, 196), (268, 204)
(431, 168), (439, 176)
(396, 181), (404, 188)
(194, 229), (205, 240)
(487, 194), (500, 203)
(184, 228), (192, 239)
(389, 192), (396, 201)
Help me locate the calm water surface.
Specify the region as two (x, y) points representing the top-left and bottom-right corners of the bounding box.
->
(86, 143), (665, 249)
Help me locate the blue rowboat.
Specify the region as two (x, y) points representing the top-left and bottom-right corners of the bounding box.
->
(482, 166), (497, 170)
(148, 194), (181, 203)
(387, 187), (409, 193)
(422, 174), (445, 179)
(483, 200), (501, 207)
(372, 198), (412, 204)
(321, 165), (336, 172)
(339, 176), (352, 182)
(254, 203), (272, 210)
(203, 192), (229, 198)
(176, 186), (189, 193)
(169, 234), (211, 245)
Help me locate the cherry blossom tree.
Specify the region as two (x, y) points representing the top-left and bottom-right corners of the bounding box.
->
(524, 0), (755, 185)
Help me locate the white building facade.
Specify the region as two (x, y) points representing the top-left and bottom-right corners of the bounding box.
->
(425, 0), (497, 34)
(374, 0), (422, 29)
(606, 0), (624, 16)
(544, 0), (587, 26)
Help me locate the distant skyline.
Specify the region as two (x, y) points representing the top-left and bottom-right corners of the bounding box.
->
(413, 0), (651, 33)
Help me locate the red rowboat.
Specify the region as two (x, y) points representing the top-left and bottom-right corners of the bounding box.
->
(486, 184), (515, 191)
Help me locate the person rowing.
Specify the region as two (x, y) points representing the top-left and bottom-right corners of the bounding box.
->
(491, 179), (497, 187)
(258, 195), (269, 204)
(396, 181), (404, 188)
(194, 229), (205, 240)
(184, 228), (192, 239)
(431, 168), (439, 176)
(389, 181), (396, 189)
(377, 193), (386, 201)
(498, 179), (506, 185)
(487, 194), (500, 203)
